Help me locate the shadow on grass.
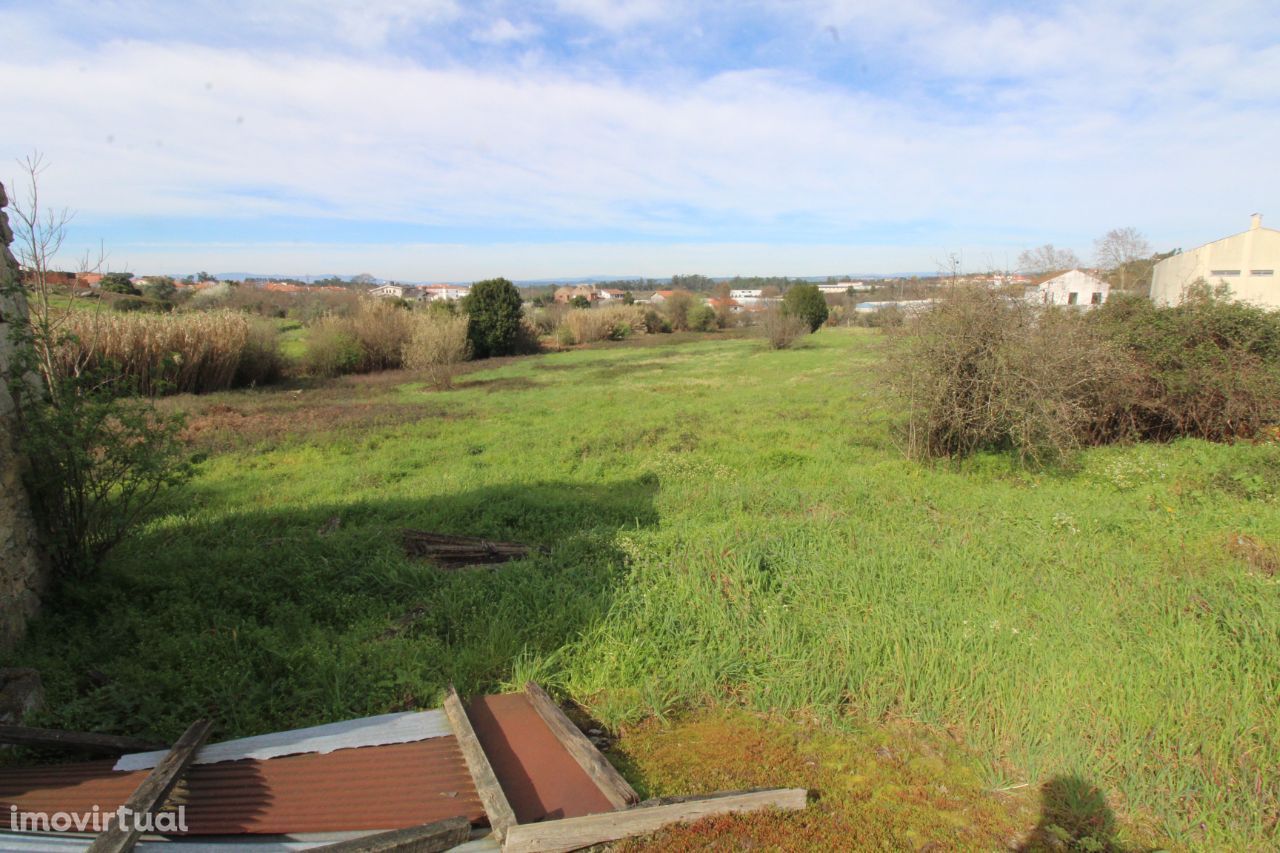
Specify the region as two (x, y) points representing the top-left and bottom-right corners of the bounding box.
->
(5, 479), (659, 747)
(1020, 775), (1127, 852)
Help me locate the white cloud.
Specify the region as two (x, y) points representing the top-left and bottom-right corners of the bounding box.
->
(0, 1), (1276, 276)
(471, 17), (541, 44)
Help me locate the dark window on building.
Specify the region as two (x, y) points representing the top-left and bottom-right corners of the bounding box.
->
(1210, 270), (1241, 276)
(1067, 292), (1078, 305)
(1250, 270), (1274, 276)
(1091, 292), (1103, 304)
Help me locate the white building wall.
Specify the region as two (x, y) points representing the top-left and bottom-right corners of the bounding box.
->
(1151, 216), (1280, 308)
(1032, 270), (1109, 308)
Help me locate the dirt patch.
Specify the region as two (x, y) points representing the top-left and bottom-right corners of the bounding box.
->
(182, 401), (455, 452)
(1225, 533), (1279, 576)
(453, 376), (542, 393)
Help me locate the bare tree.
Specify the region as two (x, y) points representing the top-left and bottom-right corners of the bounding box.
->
(1094, 227), (1152, 292)
(7, 152), (107, 403)
(1017, 244), (1081, 275)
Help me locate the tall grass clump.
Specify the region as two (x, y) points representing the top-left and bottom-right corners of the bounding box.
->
(402, 312), (471, 389)
(558, 304), (648, 344)
(888, 288), (1134, 464)
(303, 299), (416, 376)
(58, 310), (282, 395)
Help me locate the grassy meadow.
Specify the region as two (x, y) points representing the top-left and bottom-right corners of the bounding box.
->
(7, 328), (1279, 848)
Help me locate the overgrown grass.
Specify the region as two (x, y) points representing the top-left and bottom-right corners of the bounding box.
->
(5, 329), (1277, 847)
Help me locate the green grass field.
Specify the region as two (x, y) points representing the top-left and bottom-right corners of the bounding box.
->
(7, 328), (1278, 848)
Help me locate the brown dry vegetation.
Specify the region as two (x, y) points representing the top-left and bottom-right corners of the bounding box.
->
(608, 710), (1167, 852)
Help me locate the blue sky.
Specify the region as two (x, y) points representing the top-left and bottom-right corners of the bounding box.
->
(1, 0), (1277, 279)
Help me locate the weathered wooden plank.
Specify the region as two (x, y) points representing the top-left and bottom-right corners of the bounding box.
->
(442, 687), (516, 844)
(502, 787), (808, 853)
(86, 719), (212, 853)
(522, 682), (638, 810)
(0, 724), (165, 754)
(313, 816), (472, 852)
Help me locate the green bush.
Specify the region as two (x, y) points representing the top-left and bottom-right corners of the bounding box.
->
(1094, 286), (1280, 441)
(111, 296), (168, 313)
(305, 321), (364, 377)
(783, 284), (829, 332)
(13, 377), (195, 578)
(688, 303), (717, 332)
(462, 277), (524, 358)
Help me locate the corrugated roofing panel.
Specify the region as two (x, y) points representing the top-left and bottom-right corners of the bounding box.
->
(114, 711), (450, 771)
(466, 694), (615, 824)
(1, 740), (484, 836)
(0, 831), (500, 851)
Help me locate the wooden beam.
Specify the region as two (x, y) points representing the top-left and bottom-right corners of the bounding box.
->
(523, 682), (638, 809)
(313, 816), (472, 852)
(0, 724), (165, 754)
(442, 686), (516, 844)
(86, 719), (212, 853)
(502, 787), (808, 853)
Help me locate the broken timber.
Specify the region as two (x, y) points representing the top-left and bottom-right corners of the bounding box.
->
(86, 718), (212, 853)
(501, 787), (809, 853)
(442, 686), (517, 844)
(523, 681), (638, 810)
(401, 530), (540, 570)
(0, 724), (165, 755)
(314, 815), (472, 852)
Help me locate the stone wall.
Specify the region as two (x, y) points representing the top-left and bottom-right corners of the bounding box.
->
(0, 181), (47, 650)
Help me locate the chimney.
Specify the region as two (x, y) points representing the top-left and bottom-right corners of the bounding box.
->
(1252, 213), (1263, 230)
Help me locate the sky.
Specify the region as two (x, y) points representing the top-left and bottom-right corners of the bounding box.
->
(1, 0), (1277, 280)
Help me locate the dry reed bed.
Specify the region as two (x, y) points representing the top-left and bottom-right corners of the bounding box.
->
(58, 310), (281, 395)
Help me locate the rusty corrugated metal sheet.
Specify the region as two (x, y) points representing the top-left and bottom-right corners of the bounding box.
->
(466, 693), (615, 824)
(0, 739), (484, 835)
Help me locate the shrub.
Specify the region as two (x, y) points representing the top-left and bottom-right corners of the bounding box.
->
(99, 272), (139, 295)
(555, 324), (577, 346)
(888, 288), (1135, 464)
(1094, 287), (1280, 441)
(305, 319), (364, 377)
(783, 284), (829, 332)
(462, 277), (524, 358)
(763, 307), (810, 349)
(402, 312), (471, 389)
(687, 303), (717, 332)
(660, 290), (695, 331)
(643, 308), (672, 333)
(347, 299), (415, 371)
(58, 310), (282, 395)
(562, 304), (648, 344)
(14, 379), (195, 577)
(235, 319), (287, 387)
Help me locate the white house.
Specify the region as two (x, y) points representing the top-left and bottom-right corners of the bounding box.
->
(1029, 270), (1109, 308)
(730, 288), (762, 302)
(1151, 214), (1280, 308)
(419, 284), (470, 302)
(369, 283), (407, 299)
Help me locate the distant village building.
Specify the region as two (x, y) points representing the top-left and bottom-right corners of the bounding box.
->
(819, 281), (872, 294)
(419, 284), (470, 302)
(554, 284), (601, 304)
(1028, 270), (1109, 308)
(1151, 214), (1279, 308)
(369, 283), (408, 299)
(649, 290), (677, 303)
(705, 297), (744, 314)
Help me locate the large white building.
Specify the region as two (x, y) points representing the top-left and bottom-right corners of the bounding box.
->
(1151, 214), (1280, 308)
(1028, 269), (1109, 308)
